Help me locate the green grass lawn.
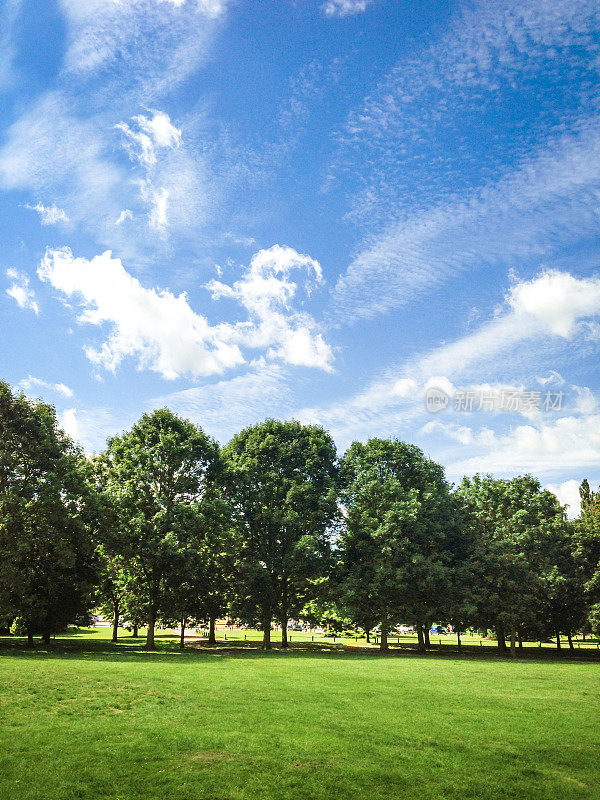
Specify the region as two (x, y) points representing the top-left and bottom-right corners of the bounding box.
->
(1, 628), (599, 800)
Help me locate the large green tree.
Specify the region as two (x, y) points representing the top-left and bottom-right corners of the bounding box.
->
(458, 474), (573, 654)
(100, 408), (219, 648)
(223, 419), (339, 650)
(337, 439), (459, 651)
(0, 381), (97, 644)
(162, 492), (235, 648)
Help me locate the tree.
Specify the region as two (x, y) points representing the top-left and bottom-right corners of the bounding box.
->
(337, 439), (459, 651)
(162, 491), (235, 649)
(458, 474), (572, 654)
(100, 409), (219, 649)
(95, 548), (129, 643)
(223, 419), (339, 650)
(0, 381), (97, 644)
(575, 479), (600, 609)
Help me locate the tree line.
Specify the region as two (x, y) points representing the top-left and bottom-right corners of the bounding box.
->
(1, 379), (599, 654)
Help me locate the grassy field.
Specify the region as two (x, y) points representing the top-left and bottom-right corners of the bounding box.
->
(1, 628), (599, 800)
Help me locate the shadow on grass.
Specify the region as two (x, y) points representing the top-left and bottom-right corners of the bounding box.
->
(1, 631), (599, 666)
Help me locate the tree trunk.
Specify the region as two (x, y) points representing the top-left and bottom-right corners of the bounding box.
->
(262, 615), (272, 651)
(556, 630), (561, 650)
(281, 616), (289, 648)
(567, 632), (574, 650)
(27, 630), (34, 646)
(112, 599), (119, 643)
(146, 604), (156, 649)
(510, 629), (516, 658)
(132, 623), (138, 638)
(208, 616), (216, 645)
(365, 628), (370, 643)
(517, 631), (523, 649)
(496, 621), (507, 653)
(417, 624), (426, 652)
(179, 618), (186, 650)
(379, 618), (389, 652)
(457, 629), (461, 650)
(424, 626), (431, 648)
(42, 631), (51, 646)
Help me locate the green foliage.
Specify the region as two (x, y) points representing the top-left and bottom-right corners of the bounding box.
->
(337, 438), (459, 649)
(0, 381), (97, 641)
(99, 408), (219, 647)
(223, 419), (339, 648)
(457, 474), (584, 648)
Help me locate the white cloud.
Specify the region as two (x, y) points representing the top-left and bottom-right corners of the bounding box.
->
(59, 408), (80, 442)
(26, 202), (70, 225)
(38, 245), (333, 379)
(0, 0), (21, 91)
(447, 413), (600, 476)
(322, 0), (371, 17)
(5, 269), (39, 315)
(38, 247), (243, 379)
(59, 0), (228, 97)
(151, 362), (292, 443)
(139, 183), (170, 233)
(0, 91), (122, 233)
(299, 267), (600, 450)
(116, 110), (182, 169)
(58, 405), (125, 453)
(115, 209), (133, 225)
(508, 270), (600, 338)
(207, 244), (334, 372)
(333, 121), (600, 320)
(19, 375), (74, 399)
(546, 479), (583, 519)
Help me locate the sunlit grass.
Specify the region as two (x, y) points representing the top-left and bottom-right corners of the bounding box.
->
(0, 628), (598, 800)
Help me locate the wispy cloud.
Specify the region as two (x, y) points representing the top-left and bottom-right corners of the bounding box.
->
(59, 0), (228, 100)
(330, 0), (600, 320)
(19, 375), (74, 399)
(303, 268), (600, 452)
(150, 362), (293, 444)
(333, 119), (600, 320)
(322, 0), (372, 18)
(5, 268), (39, 315)
(25, 202), (70, 225)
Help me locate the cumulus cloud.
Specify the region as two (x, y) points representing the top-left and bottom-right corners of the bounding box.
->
(38, 248), (243, 379)
(117, 110), (191, 235)
(26, 202), (70, 225)
(447, 413), (600, 476)
(322, 0), (371, 17)
(5, 269), (39, 315)
(508, 270), (600, 338)
(38, 245), (333, 379)
(207, 244), (334, 371)
(19, 375), (74, 399)
(546, 478), (584, 519)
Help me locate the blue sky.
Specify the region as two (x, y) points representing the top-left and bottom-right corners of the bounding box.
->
(2, 0), (600, 515)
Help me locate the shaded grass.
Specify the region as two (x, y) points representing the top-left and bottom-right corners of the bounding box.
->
(0, 630), (599, 800)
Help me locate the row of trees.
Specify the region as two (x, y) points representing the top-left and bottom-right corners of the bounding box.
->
(1, 380), (599, 653)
